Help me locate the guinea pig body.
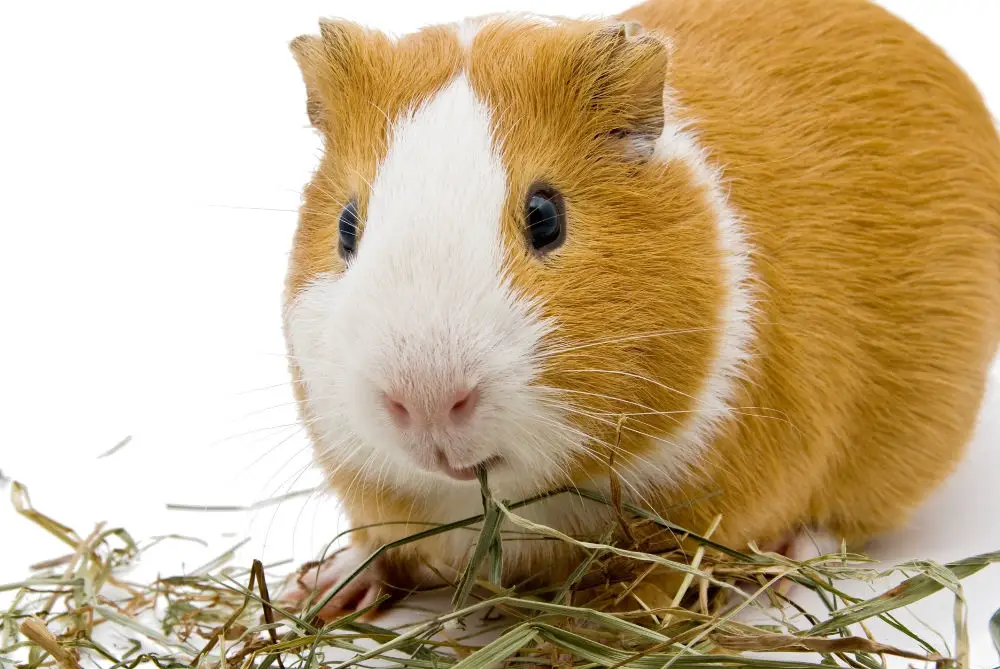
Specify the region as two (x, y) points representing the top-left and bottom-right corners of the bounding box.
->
(282, 0), (1000, 613)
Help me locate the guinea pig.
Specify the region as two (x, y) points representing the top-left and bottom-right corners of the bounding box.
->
(280, 0), (1000, 616)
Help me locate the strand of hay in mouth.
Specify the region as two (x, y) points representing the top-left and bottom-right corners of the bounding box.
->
(2, 476), (999, 669)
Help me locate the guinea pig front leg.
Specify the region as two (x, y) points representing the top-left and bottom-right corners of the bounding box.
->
(279, 545), (409, 621)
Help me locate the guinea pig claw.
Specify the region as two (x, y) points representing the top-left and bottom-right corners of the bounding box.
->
(279, 546), (387, 621)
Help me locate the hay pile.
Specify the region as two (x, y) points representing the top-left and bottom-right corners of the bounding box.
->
(2, 475), (999, 669)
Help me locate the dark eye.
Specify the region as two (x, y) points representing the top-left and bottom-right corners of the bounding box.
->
(338, 200), (360, 258)
(524, 186), (565, 254)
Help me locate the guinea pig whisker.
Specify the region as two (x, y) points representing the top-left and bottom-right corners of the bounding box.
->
(309, 181), (356, 212)
(536, 382), (796, 433)
(205, 204), (299, 214)
(612, 420), (690, 452)
(577, 407), (684, 423)
(509, 410), (589, 461)
(623, 407), (799, 432)
(537, 390), (685, 446)
(529, 400), (648, 457)
(534, 385), (660, 413)
(521, 411), (656, 505)
(374, 453), (393, 518)
(561, 416), (681, 491)
(289, 483), (324, 560)
(569, 443), (658, 514)
(608, 405), (759, 416)
(548, 407), (736, 509)
(537, 325), (728, 358)
(260, 457), (321, 555)
(531, 398), (689, 497)
(313, 441), (366, 488)
(493, 112), (522, 155)
(312, 421), (361, 458)
(351, 169), (377, 196)
(213, 204), (343, 222)
(342, 450), (380, 508)
(242, 425), (309, 479)
(296, 207), (344, 219)
(369, 100), (392, 125)
(560, 368), (699, 402)
(592, 405), (793, 426)
(206, 421), (305, 447)
(516, 438), (576, 491)
(237, 398), (311, 419)
(281, 352), (356, 365)
(232, 380), (295, 396)
(243, 391), (346, 414)
(540, 398), (661, 442)
(258, 442), (319, 503)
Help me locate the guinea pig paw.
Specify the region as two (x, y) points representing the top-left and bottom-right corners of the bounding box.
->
(770, 529), (843, 597)
(780, 529), (843, 563)
(279, 546), (387, 621)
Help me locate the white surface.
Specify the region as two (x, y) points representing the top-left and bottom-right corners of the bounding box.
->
(1, 0), (999, 667)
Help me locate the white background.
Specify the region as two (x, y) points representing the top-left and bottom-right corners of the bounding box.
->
(1, 0), (999, 666)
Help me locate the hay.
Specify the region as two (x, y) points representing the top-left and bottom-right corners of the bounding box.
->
(3, 474), (999, 669)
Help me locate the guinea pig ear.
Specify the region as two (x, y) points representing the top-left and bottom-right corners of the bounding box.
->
(289, 34), (327, 129)
(289, 19), (363, 132)
(581, 21), (671, 159)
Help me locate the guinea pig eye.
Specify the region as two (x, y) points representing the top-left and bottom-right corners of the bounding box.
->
(338, 200), (360, 258)
(524, 186), (565, 254)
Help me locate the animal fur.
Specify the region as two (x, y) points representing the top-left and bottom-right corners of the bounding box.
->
(282, 0), (1000, 614)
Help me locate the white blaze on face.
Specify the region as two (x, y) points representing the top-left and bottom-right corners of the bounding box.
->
(285, 74), (564, 493)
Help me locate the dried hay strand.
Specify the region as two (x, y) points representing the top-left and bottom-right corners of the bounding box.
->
(3, 471), (999, 669)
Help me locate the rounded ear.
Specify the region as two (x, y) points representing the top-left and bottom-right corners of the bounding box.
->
(579, 20), (671, 159)
(289, 19), (365, 132)
(290, 34), (327, 129)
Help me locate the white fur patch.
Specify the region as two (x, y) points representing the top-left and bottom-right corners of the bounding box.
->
(454, 17), (486, 49)
(642, 92), (756, 475)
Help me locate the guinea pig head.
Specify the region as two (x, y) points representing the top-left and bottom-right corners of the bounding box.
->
(283, 17), (751, 499)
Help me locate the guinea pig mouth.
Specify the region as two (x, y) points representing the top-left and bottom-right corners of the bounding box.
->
(433, 453), (504, 482)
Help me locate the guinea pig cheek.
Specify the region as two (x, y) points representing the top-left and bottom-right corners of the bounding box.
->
(283, 275), (371, 472)
(284, 273), (421, 469)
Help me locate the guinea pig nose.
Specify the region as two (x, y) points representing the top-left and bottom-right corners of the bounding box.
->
(382, 393), (412, 428)
(448, 386), (480, 425)
(381, 386), (479, 429)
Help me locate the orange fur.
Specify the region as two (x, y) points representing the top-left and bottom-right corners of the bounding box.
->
(284, 0), (1000, 611)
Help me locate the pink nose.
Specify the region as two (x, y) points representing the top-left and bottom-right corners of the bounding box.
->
(383, 386), (480, 429)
